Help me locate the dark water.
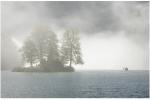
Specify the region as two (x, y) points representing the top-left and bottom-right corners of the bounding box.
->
(1, 70), (149, 98)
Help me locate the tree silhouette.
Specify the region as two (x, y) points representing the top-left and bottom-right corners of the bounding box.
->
(19, 26), (83, 72)
(21, 38), (38, 67)
(61, 29), (83, 67)
(31, 25), (52, 67)
(46, 31), (59, 63)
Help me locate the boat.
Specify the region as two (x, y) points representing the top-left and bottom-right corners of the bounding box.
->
(123, 67), (128, 71)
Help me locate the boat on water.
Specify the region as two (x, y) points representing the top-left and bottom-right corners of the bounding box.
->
(123, 67), (128, 71)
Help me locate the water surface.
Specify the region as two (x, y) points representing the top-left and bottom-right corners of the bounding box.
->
(1, 70), (149, 98)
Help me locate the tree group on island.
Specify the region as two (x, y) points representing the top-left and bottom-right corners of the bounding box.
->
(13, 26), (83, 72)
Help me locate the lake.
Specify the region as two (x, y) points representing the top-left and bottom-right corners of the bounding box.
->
(1, 70), (149, 98)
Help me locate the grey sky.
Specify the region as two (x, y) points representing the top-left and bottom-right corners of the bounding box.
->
(1, 1), (149, 70)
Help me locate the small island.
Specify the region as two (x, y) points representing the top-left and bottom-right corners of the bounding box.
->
(12, 66), (74, 72)
(12, 27), (83, 72)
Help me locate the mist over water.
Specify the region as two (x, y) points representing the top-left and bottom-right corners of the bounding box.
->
(1, 1), (149, 70)
(1, 2), (149, 98)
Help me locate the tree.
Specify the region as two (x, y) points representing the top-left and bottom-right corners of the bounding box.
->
(31, 25), (51, 67)
(18, 27), (80, 72)
(47, 31), (59, 63)
(45, 30), (64, 71)
(21, 39), (38, 67)
(31, 25), (61, 70)
(61, 29), (83, 67)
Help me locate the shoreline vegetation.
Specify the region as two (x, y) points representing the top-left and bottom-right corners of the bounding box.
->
(12, 26), (83, 72)
(12, 66), (74, 72)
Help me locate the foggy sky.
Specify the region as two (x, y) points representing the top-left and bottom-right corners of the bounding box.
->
(1, 1), (149, 70)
